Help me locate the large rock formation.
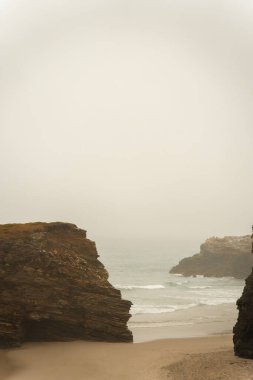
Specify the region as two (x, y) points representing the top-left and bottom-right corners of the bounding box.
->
(233, 233), (253, 358)
(233, 268), (253, 358)
(170, 235), (252, 279)
(0, 222), (133, 347)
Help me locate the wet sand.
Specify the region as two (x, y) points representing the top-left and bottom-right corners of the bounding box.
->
(1, 335), (253, 380)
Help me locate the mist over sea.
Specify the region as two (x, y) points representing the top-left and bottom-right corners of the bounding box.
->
(98, 238), (245, 338)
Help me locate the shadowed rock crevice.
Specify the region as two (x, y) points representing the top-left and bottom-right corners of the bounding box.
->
(0, 222), (133, 347)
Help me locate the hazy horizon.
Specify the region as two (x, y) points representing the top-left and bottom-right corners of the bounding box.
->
(1, 0), (253, 246)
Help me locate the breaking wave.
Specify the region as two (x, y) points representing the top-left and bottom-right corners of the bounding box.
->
(116, 284), (165, 290)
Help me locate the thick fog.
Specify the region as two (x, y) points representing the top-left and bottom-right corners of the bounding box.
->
(1, 0), (253, 243)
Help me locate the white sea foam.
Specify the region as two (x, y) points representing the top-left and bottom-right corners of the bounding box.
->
(129, 321), (194, 328)
(130, 297), (238, 315)
(116, 284), (165, 290)
(188, 286), (212, 289)
(131, 306), (175, 314)
(167, 280), (188, 287)
(131, 303), (197, 315)
(198, 298), (236, 306)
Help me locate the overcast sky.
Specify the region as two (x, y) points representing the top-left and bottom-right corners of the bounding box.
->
(0, 0), (253, 243)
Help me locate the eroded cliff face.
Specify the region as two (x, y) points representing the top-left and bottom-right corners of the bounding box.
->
(170, 236), (252, 279)
(0, 222), (133, 347)
(233, 268), (253, 358)
(233, 233), (253, 358)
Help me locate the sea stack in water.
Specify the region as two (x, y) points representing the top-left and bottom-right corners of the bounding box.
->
(0, 222), (133, 347)
(170, 236), (252, 279)
(233, 231), (253, 358)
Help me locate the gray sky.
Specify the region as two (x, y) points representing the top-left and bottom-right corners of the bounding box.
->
(1, 0), (253, 243)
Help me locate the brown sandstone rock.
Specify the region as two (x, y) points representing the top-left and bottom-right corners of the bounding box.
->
(0, 222), (133, 347)
(170, 236), (252, 279)
(233, 232), (253, 358)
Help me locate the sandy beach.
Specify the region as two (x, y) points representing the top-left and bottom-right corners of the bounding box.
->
(1, 334), (253, 380)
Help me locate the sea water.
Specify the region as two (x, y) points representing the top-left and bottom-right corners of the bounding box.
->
(97, 237), (245, 333)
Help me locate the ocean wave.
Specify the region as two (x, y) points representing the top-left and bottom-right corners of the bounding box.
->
(188, 286), (212, 289)
(198, 298), (236, 306)
(167, 281), (188, 287)
(130, 298), (237, 315)
(129, 321), (194, 328)
(116, 284), (165, 290)
(203, 276), (239, 282)
(131, 303), (197, 315)
(131, 306), (175, 314)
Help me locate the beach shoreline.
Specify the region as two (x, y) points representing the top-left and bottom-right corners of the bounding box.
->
(130, 302), (238, 342)
(131, 324), (232, 343)
(0, 303), (246, 380)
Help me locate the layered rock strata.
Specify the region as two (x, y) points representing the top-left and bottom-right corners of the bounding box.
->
(0, 222), (132, 347)
(233, 232), (253, 358)
(170, 236), (252, 279)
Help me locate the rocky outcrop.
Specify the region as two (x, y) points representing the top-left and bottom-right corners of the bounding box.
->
(170, 236), (252, 279)
(233, 268), (253, 358)
(233, 233), (253, 358)
(0, 222), (132, 347)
